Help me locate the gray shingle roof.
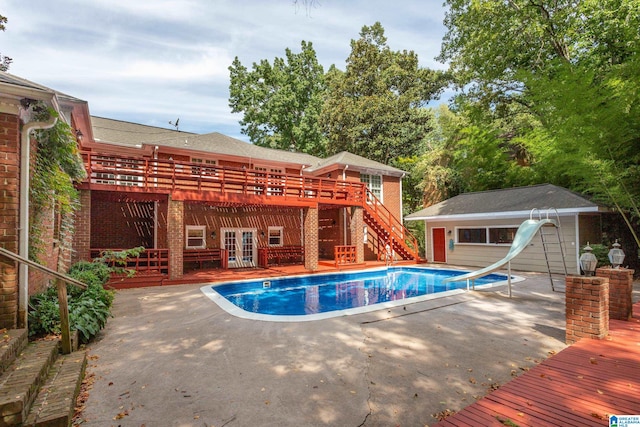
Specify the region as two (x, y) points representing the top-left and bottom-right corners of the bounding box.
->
(91, 117), (402, 171)
(91, 116), (192, 145)
(305, 151), (406, 176)
(91, 116), (320, 166)
(405, 184), (603, 220)
(155, 132), (321, 166)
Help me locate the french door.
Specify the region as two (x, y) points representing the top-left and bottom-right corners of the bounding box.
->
(221, 228), (257, 268)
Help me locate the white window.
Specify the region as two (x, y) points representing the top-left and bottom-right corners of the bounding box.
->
(360, 174), (382, 202)
(456, 226), (519, 245)
(191, 158), (217, 176)
(268, 226), (283, 246)
(255, 166), (284, 196)
(93, 155), (143, 186)
(185, 225), (206, 249)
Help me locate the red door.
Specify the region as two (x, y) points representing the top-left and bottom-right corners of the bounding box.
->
(432, 228), (446, 263)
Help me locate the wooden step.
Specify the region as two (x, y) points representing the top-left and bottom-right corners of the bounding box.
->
(0, 340), (58, 426)
(24, 351), (87, 427)
(0, 329), (28, 376)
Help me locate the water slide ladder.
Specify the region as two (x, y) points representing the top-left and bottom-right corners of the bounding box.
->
(443, 208), (568, 296)
(530, 208), (568, 292)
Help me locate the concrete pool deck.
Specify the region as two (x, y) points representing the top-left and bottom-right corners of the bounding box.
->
(77, 268), (638, 426)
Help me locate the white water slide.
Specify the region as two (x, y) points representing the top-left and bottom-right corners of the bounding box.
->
(443, 218), (558, 296)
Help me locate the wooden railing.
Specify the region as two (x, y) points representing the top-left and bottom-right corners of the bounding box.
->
(80, 152), (420, 262)
(362, 188), (420, 261)
(90, 248), (169, 276)
(81, 152), (366, 205)
(258, 246), (304, 267)
(334, 245), (357, 266)
(0, 247), (87, 355)
(183, 248), (228, 269)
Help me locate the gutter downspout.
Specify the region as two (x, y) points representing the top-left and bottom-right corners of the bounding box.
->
(18, 114), (58, 328)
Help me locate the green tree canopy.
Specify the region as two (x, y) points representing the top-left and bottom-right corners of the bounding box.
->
(436, 0), (640, 245)
(228, 41), (326, 155)
(1, 14), (12, 71)
(320, 22), (446, 164)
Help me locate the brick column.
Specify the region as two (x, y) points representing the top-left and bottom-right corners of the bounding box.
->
(350, 207), (364, 264)
(72, 189), (92, 263)
(167, 198), (184, 279)
(303, 207), (318, 271)
(596, 267), (635, 321)
(565, 276), (609, 344)
(0, 112), (20, 329)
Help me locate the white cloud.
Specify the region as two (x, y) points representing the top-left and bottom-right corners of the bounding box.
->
(3, 0), (450, 139)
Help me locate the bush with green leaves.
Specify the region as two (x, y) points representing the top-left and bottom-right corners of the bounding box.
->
(28, 256), (121, 343)
(588, 244), (611, 268)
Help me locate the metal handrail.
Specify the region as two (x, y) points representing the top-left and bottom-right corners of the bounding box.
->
(0, 247), (86, 354)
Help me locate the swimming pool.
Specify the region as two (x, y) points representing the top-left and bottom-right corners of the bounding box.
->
(201, 266), (521, 322)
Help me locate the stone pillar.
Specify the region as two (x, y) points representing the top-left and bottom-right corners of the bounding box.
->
(596, 267), (635, 321)
(167, 198), (184, 279)
(0, 112), (20, 329)
(72, 189), (92, 263)
(350, 207), (365, 264)
(303, 206), (318, 271)
(565, 275), (609, 344)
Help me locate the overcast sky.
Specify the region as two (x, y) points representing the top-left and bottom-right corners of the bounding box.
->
(3, 0), (449, 141)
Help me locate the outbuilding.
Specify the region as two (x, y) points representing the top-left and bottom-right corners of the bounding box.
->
(405, 184), (609, 274)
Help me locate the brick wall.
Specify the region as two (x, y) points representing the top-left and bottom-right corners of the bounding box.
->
(91, 197), (154, 249)
(303, 207), (318, 270)
(565, 276), (609, 344)
(167, 198), (184, 279)
(351, 207), (365, 264)
(0, 112), (20, 328)
(318, 209), (341, 259)
(383, 176), (402, 221)
(156, 199), (168, 249)
(72, 189), (92, 263)
(28, 203), (57, 295)
(596, 267), (634, 321)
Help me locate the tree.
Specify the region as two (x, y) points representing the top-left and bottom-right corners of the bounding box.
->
(228, 41), (327, 156)
(1, 14), (12, 71)
(439, 0), (640, 246)
(320, 22), (446, 164)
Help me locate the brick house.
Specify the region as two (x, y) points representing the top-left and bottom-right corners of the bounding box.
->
(0, 72), (419, 328)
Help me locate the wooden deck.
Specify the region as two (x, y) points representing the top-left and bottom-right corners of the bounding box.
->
(79, 152), (420, 260)
(436, 302), (640, 426)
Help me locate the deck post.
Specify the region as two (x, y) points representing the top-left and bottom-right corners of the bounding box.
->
(596, 267), (635, 321)
(350, 207), (365, 264)
(168, 198), (184, 279)
(303, 207), (319, 271)
(565, 275), (609, 344)
(56, 278), (72, 354)
(72, 189), (92, 264)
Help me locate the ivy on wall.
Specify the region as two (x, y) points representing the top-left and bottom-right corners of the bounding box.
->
(29, 107), (86, 263)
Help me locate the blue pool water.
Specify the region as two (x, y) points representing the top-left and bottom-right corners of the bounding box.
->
(201, 267), (510, 321)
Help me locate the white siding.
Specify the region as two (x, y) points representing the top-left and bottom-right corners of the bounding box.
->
(426, 216), (579, 274)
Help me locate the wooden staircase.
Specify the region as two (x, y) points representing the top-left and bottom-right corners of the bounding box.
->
(0, 329), (86, 426)
(362, 188), (420, 262)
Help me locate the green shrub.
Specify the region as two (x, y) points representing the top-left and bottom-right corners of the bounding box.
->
(588, 243), (610, 267)
(28, 254), (121, 343)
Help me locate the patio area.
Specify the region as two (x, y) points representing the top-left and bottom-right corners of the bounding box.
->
(75, 267), (610, 426)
